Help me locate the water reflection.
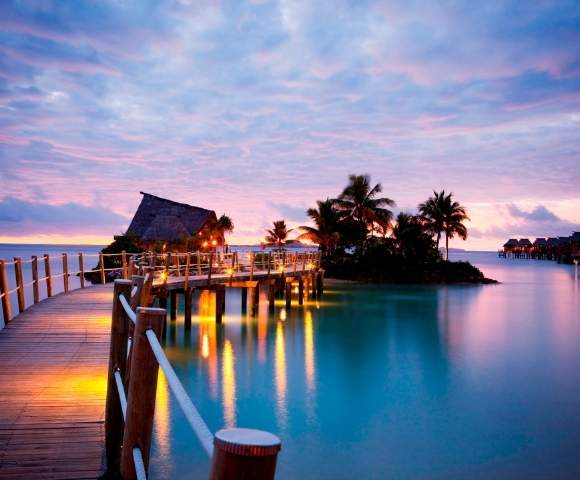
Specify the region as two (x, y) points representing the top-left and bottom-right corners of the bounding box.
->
(275, 320), (287, 429)
(149, 255), (580, 480)
(222, 340), (237, 428)
(154, 371), (171, 461)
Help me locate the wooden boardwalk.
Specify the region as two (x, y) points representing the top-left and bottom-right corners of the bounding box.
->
(0, 285), (113, 480)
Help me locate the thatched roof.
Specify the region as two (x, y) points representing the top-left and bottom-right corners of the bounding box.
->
(533, 238), (547, 246)
(518, 238), (532, 246)
(126, 192), (216, 243)
(503, 238), (519, 247)
(547, 237), (559, 246)
(571, 231), (580, 242)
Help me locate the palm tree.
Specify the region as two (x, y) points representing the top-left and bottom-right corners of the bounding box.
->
(418, 190), (446, 250)
(297, 199), (341, 255)
(265, 220), (293, 250)
(419, 190), (469, 260)
(334, 174), (395, 237)
(216, 214), (234, 238)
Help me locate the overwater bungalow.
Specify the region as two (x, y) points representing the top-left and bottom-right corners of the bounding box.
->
(500, 232), (580, 263)
(123, 192), (221, 251)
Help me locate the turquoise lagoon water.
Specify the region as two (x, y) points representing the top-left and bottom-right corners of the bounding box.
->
(147, 252), (580, 479)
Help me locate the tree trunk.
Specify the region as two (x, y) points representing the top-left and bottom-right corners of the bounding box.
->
(445, 233), (449, 261)
(436, 232), (441, 251)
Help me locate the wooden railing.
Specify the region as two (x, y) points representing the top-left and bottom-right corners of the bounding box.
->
(0, 249), (321, 326)
(105, 274), (282, 480)
(0, 251), (140, 326)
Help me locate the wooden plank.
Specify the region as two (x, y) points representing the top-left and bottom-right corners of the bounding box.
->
(0, 285), (112, 479)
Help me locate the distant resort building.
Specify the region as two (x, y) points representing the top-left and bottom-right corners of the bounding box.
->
(124, 192), (220, 251)
(500, 231), (580, 263)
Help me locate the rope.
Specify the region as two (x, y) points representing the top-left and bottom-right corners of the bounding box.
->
(114, 369), (128, 420)
(133, 448), (148, 480)
(119, 295), (137, 324)
(145, 329), (214, 457)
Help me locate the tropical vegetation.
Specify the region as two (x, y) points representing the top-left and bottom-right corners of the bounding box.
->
(268, 173), (492, 283)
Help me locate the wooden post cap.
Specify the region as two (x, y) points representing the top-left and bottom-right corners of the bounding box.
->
(214, 428), (281, 457)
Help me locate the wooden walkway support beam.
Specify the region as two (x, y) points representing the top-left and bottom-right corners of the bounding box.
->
(104, 279), (132, 477)
(31, 255), (40, 304)
(62, 253), (69, 293)
(43, 254), (52, 297)
(120, 307), (165, 480)
(0, 260), (11, 323)
(14, 257), (25, 314)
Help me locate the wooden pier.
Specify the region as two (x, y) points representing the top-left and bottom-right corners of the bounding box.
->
(0, 286), (112, 479)
(0, 249), (323, 479)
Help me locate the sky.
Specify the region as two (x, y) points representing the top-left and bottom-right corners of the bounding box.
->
(0, 0), (579, 250)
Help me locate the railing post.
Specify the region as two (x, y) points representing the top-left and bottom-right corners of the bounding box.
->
(0, 260), (11, 323)
(210, 428), (281, 480)
(122, 251), (128, 280)
(207, 252), (214, 287)
(184, 253), (191, 291)
(250, 252), (255, 280)
(79, 253), (85, 288)
(99, 253), (106, 284)
(62, 253), (69, 293)
(267, 252), (272, 279)
(44, 254), (52, 297)
(31, 256), (40, 304)
(14, 257), (25, 313)
(121, 307), (165, 480)
(104, 279), (132, 478)
(197, 252), (202, 275)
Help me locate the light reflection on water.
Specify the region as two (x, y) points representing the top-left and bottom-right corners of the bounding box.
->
(149, 252), (580, 479)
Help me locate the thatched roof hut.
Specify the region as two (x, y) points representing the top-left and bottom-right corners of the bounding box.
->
(126, 192), (217, 247)
(503, 238), (519, 248)
(533, 238), (547, 246)
(518, 238), (532, 247)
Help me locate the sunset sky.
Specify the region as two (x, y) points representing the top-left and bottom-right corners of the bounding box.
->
(1, 0), (579, 249)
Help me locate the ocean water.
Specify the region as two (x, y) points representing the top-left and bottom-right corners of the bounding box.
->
(1, 246), (579, 478)
(146, 251), (580, 479)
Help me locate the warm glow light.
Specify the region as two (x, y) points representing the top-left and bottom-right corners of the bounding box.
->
(293, 286), (299, 294)
(226, 268), (233, 276)
(154, 371), (171, 460)
(201, 333), (210, 359)
(278, 265), (284, 272)
(212, 239), (217, 246)
(306, 262), (314, 270)
(275, 320), (287, 429)
(304, 310), (315, 393)
(222, 340), (236, 428)
(280, 308), (287, 321)
(159, 271), (167, 282)
(203, 241), (208, 248)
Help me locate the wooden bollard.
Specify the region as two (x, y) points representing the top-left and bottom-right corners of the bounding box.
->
(44, 254), (52, 297)
(184, 288), (193, 330)
(241, 287), (248, 313)
(249, 286), (258, 316)
(99, 253), (106, 284)
(62, 253), (69, 293)
(31, 256), (40, 304)
(268, 280), (275, 312)
(104, 280), (132, 478)
(0, 260), (11, 323)
(285, 280), (292, 310)
(79, 253), (85, 288)
(120, 307), (165, 480)
(209, 428), (281, 480)
(316, 270), (324, 297)
(170, 290), (178, 321)
(298, 278), (304, 305)
(215, 285), (225, 323)
(14, 257), (25, 314)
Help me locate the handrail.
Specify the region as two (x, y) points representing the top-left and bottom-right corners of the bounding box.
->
(0, 248), (321, 327)
(145, 328), (214, 457)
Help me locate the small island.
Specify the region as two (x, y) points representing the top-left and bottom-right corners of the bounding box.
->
(286, 174), (497, 284)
